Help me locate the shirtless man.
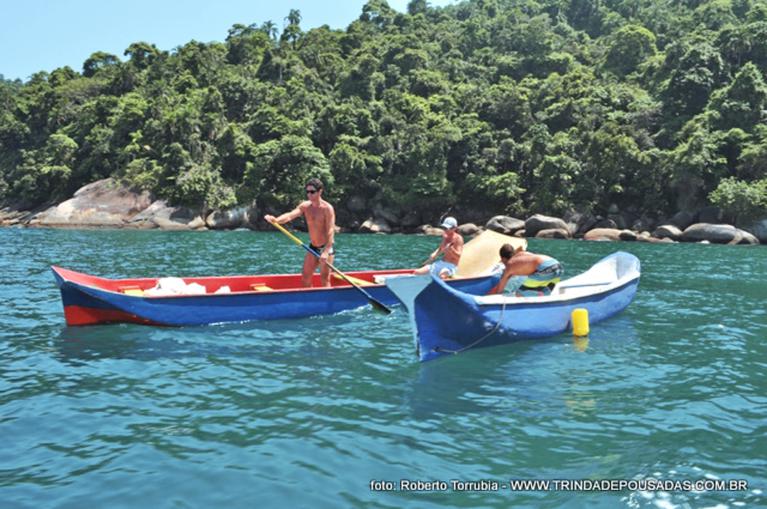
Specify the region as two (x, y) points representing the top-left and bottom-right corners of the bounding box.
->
(488, 244), (563, 296)
(265, 178), (336, 287)
(413, 217), (464, 279)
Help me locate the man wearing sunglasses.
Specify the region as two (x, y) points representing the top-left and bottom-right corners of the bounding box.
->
(265, 178), (336, 287)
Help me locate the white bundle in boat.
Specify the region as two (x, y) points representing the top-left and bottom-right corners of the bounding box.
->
(144, 277), (207, 296)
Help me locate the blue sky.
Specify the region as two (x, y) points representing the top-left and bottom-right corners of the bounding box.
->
(0, 0), (456, 82)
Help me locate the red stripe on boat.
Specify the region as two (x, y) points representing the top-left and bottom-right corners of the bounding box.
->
(64, 305), (161, 326)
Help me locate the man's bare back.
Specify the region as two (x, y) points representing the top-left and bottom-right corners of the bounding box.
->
(505, 251), (550, 276)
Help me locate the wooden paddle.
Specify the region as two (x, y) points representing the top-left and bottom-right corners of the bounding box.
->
(269, 220), (392, 315)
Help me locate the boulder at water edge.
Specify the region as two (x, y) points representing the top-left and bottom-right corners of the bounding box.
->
(458, 223), (481, 236)
(32, 178), (151, 228)
(737, 230), (759, 245)
(416, 224), (444, 236)
(485, 215), (525, 235)
(359, 217), (391, 234)
(128, 200), (205, 230)
(652, 224), (683, 241)
(525, 214), (568, 237)
(536, 228), (571, 239)
(205, 205), (257, 230)
(681, 223), (740, 244)
(583, 228), (635, 242)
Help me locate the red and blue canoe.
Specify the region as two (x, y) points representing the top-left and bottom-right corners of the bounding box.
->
(51, 231), (525, 327)
(51, 265), (499, 326)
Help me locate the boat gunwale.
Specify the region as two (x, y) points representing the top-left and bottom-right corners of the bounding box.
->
(52, 265), (492, 301)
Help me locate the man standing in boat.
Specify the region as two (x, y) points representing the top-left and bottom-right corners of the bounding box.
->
(414, 216), (464, 279)
(265, 178), (336, 287)
(488, 244), (563, 296)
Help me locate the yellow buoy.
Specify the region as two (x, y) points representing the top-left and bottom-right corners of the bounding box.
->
(571, 308), (589, 337)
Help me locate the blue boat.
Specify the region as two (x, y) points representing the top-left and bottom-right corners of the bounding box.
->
(386, 252), (641, 361)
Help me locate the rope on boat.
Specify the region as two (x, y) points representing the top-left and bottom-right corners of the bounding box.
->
(433, 299), (508, 355)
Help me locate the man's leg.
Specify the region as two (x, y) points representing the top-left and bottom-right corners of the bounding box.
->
(413, 264), (431, 275)
(319, 254), (334, 287)
(302, 252), (319, 287)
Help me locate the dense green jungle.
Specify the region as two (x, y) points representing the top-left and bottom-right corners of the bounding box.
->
(1, 0), (766, 226)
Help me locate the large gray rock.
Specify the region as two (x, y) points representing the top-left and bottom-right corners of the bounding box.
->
(359, 217), (391, 234)
(636, 231), (652, 242)
(416, 224), (444, 236)
(0, 206), (33, 225)
(129, 200), (204, 230)
(681, 223), (740, 244)
(652, 224), (683, 241)
(536, 228), (571, 239)
(126, 200), (166, 228)
(458, 223), (480, 236)
(33, 178), (152, 228)
(525, 214), (568, 237)
(584, 228), (624, 241)
(485, 215), (525, 234)
(206, 206), (253, 229)
(563, 211), (598, 237)
(619, 230), (638, 241)
(736, 229), (759, 245)
(731, 229), (759, 246)
(187, 217), (208, 230)
(153, 217), (192, 231)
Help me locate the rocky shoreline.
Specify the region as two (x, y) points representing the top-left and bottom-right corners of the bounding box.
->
(2, 178), (765, 245)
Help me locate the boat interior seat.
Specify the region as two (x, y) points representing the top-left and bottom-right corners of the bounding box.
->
(119, 285), (145, 296)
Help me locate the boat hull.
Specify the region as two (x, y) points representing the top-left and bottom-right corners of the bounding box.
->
(386, 252), (641, 361)
(52, 266), (498, 326)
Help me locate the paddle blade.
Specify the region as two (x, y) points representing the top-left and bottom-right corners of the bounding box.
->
(369, 298), (392, 315)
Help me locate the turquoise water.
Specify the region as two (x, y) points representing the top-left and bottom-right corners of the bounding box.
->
(1, 228), (765, 508)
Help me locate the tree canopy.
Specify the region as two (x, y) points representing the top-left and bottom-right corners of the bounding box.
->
(2, 0), (766, 225)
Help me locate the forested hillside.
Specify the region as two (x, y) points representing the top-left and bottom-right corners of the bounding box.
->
(1, 0), (766, 226)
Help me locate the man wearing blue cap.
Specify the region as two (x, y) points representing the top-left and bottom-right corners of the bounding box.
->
(414, 216), (464, 278)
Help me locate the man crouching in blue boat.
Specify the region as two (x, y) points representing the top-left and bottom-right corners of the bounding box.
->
(413, 216), (464, 279)
(265, 178), (336, 287)
(488, 244), (563, 296)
